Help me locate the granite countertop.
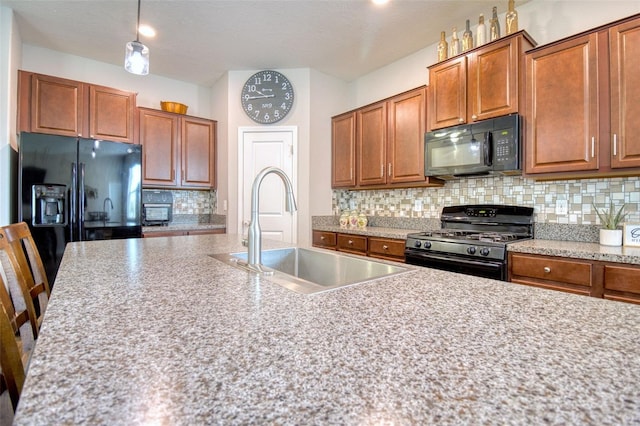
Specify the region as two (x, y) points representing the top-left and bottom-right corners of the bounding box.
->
(142, 223), (226, 233)
(312, 224), (421, 239)
(509, 239), (640, 265)
(14, 234), (640, 425)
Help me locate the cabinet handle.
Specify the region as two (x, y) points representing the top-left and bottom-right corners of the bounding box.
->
(388, 163), (392, 177)
(471, 114), (477, 120)
(348, 240), (353, 245)
(172, 169), (175, 180)
(459, 118), (464, 123)
(350, 167), (353, 180)
(380, 164), (384, 177)
(543, 266), (551, 273)
(320, 236), (325, 240)
(613, 134), (617, 157)
(383, 245), (389, 250)
(591, 137), (595, 158)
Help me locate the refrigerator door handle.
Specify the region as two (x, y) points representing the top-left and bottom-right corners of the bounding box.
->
(79, 162), (86, 240)
(70, 162), (78, 241)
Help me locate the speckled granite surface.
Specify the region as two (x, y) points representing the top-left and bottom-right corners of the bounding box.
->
(14, 234), (640, 425)
(509, 239), (640, 265)
(142, 223), (226, 233)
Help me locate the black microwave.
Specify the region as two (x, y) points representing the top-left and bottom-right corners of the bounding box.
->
(424, 114), (521, 178)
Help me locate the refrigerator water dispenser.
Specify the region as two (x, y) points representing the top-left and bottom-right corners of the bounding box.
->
(32, 184), (67, 226)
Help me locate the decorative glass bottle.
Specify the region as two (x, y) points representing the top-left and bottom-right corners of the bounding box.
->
(437, 31), (448, 61)
(449, 27), (460, 57)
(506, 0), (519, 35)
(461, 19), (473, 52)
(489, 6), (501, 41)
(476, 14), (486, 47)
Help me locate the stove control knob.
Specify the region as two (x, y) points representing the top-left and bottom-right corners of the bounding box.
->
(467, 246), (476, 255)
(480, 248), (491, 256)
(423, 241), (432, 249)
(414, 241), (422, 248)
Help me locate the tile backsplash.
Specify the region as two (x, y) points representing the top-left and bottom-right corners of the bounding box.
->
(171, 189), (217, 215)
(333, 175), (640, 225)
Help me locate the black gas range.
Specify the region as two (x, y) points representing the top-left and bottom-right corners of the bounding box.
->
(404, 205), (534, 281)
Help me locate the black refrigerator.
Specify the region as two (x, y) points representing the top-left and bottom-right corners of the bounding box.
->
(18, 132), (142, 285)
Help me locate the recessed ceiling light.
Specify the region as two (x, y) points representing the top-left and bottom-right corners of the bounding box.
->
(138, 24), (156, 38)
(372, 0), (390, 5)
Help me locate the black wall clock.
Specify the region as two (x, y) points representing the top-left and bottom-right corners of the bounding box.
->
(241, 70), (294, 124)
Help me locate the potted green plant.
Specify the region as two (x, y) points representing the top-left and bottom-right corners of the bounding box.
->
(593, 201), (627, 246)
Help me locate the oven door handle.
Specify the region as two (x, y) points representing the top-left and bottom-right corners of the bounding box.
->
(405, 250), (504, 269)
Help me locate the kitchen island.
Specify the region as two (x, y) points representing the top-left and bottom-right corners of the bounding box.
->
(14, 234), (640, 425)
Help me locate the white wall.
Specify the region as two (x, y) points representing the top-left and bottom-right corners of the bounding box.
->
(21, 45), (213, 119)
(0, 7), (21, 226)
(352, 0), (640, 107)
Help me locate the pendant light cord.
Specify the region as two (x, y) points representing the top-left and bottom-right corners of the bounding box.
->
(135, 0), (141, 42)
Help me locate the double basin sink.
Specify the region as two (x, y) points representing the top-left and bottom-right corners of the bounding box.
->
(211, 247), (411, 294)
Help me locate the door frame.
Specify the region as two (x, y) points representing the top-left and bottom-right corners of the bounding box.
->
(237, 126), (298, 242)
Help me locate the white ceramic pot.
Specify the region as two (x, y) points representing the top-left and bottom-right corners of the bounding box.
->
(599, 229), (623, 246)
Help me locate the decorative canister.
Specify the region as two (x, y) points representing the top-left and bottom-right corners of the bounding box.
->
(349, 210), (359, 229)
(339, 212), (349, 228)
(357, 213), (368, 229)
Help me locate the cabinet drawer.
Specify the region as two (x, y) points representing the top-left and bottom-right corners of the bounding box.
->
(368, 237), (405, 261)
(511, 253), (592, 285)
(603, 264), (640, 304)
(312, 231), (337, 249)
(337, 233), (367, 254)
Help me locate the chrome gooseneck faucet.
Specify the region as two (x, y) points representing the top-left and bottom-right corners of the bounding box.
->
(247, 167), (297, 269)
(103, 197), (114, 223)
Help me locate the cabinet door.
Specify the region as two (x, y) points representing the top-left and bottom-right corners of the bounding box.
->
(525, 33), (599, 174)
(182, 116), (216, 188)
(331, 112), (357, 188)
(603, 263), (640, 304)
(428, 56), (467, 130)
(609, 18), (640, 169)
(509, 253), (592, 296)
(139, 108), (179, 186)
(312, 230), (337, 250)
(30, 74), (84, 137)
(337, 233), (367, 255)
(89, 85), (136, 143)
(357, 102), (387, 186)
(368, 237), (405, 261)
(387, 88), (427, 184)
(468, 37), (518, 122)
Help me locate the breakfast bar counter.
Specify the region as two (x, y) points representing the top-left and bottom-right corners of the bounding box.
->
(14, 234), (640, 425)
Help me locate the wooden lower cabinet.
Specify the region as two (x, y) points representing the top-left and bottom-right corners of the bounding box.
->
(509, 252), (640, 304)
(312, 230), (406, 262)
(603, 263), (640, 304)
(312, 230), (337, 250)
(143, 228), (225, 238)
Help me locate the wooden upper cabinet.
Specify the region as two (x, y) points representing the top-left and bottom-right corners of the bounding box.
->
(18, 71), (136, 143)
(140, 108), (179, 186)
(357, 101), (387, 186)
(387, 87), (427, 184)
(468, 36), (519, 122)
(181, 116), (216, 188)
(139, 107), (217, 189)
(428, 56), (467, 130)
(525, 33), (599, 174)
(428, 31), (535, 131)
(28, 73), (84, 137)
(89, 85), (136, 143)
(524, 14), (640, 179)
(609, 17), (640, 169)
(331, 112), (356, 188)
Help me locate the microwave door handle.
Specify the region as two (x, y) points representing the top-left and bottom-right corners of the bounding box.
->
(484, 131), (493, 166)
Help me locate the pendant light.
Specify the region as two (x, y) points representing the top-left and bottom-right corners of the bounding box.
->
(124, 0), (149, 75)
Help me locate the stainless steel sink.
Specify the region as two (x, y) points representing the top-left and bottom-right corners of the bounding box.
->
(210, 247), (411, 294)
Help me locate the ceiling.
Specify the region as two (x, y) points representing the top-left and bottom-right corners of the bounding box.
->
(1, 0), (531, 87)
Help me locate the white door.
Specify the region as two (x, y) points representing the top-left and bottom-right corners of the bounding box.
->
(239, 127), (297, 243)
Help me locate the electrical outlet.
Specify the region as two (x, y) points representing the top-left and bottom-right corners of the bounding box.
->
(555, 199), (568, 215)
(414, 199), (423, 212)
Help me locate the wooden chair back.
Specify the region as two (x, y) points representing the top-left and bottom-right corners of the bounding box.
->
(0, 228), (40, 339)
(1, 223), (50, 331)
(0, 277), (28, 414)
